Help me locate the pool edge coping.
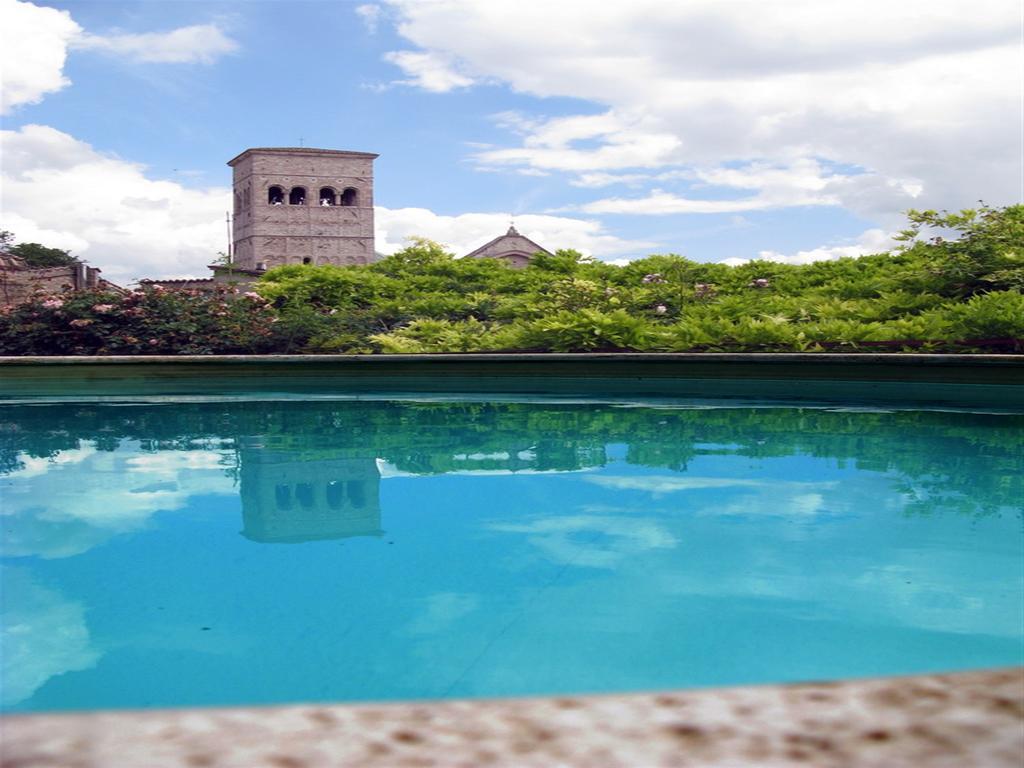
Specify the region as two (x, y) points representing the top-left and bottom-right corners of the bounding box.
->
(2, 352), (1024, 365)
(3, 667), (1021, 767)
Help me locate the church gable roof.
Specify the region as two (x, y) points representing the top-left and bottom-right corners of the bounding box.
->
(464, 225), (553, 260)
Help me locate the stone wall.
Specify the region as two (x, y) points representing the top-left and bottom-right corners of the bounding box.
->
(138, 269), (260, 292)
(0, 261), (108, 307)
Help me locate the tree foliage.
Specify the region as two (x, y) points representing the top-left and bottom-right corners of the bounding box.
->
(2, 205), (1021, 354)
(1, 231), (80, 268)
(3, 399), (1020, 519)
(257, 205), (1023, 354)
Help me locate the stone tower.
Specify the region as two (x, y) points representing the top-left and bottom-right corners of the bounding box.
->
(237, 440), (383, 543)
(227, 147), (378, 271)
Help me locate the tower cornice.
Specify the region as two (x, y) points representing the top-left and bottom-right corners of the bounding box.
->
(228, 147), (379, 167)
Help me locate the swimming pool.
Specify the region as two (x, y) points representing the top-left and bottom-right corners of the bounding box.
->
(2, 391), (1021, 714)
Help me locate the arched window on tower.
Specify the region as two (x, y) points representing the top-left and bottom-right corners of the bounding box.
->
(295, 483), (315, 509)
(318, 187), (336, 206)
(340, 187), (358, 207)
(347, 481), (366, 509)
(268, 185), (285, 205)
(275, 484), (292, 510)
(325, 481), (343, 510)
(234, 192), (242, 214)
(289, 187), (307, 205)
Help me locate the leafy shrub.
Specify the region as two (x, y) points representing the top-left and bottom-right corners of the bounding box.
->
(0, 286), (290, 355)
(369, 318), (522, 353)
(938, 291), (1024, 340)
(513, 309), (660, 351)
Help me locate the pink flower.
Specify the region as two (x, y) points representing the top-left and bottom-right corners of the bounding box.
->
(69, 318), (93, 328)
(749, 278), (771, 288)
(41, 298), (64, 309)
(694, 282), (716, 298)
(91, 304), (115, 313)
(642, 273), (666, 284)
(148, 338), (160, 345)
(242, 291), (264, 301)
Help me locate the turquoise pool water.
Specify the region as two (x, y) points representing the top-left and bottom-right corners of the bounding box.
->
(1, 396), (1021, 713)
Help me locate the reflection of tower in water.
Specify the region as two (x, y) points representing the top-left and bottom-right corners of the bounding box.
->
(238, 440), (382, 543)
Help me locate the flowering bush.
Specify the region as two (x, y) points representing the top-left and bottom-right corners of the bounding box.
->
(0, 286), (296, 355)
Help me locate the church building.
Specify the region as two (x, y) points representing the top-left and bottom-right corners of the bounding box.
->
(463, 225), (553, 268)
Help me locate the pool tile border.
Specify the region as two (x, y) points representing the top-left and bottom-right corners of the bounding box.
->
(2, 353), (1023, 407)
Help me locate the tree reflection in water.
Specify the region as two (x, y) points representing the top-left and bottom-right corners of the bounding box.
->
(2, 399), (1020, 523)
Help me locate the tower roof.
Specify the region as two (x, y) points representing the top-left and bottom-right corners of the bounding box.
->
(227, 147), (379, 166)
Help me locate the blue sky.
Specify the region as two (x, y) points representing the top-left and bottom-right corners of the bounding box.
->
(1, 0), (1019, 281)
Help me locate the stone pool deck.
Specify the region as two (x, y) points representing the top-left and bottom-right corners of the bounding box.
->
(2, 668), (1021, 767)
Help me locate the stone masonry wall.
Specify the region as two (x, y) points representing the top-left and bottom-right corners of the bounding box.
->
(0, 263), (104, 307)
(230, 149), (376, 271)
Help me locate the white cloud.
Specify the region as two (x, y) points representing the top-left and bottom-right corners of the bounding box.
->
(355, 4), (382, 34)
(74, 24), (239, 65)
(489, 514), (678, 569)
(0, 211), (91, 254)
(570, 172), (652, 189)
(1, 124), (230, 283)
(380, 0), (1020, 219)
(585, 475), (838, 500)
(0, 2), (238, 115)
(569, 159), (857, 215)
(712, 492), (828, 517)
(126, 451), (226, 473)
(1, 567), (100, 706)
(376, 458), (597, 477)
(374, 206), (656, 260)
(4, 443), (96, 480)
(2, 441), (234, 559)
(383, 50), (473, 92)
(586, 475), (766, 494)
(0, 0), (81, 114)
(406, 592), (479, 635)
(569, 190), (772, 216)
(723, 227), (897, 266)
(478, 110), (681, 172)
